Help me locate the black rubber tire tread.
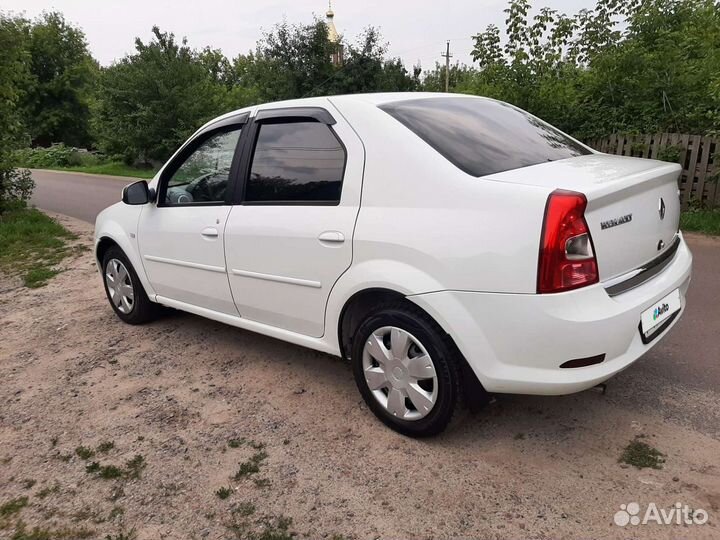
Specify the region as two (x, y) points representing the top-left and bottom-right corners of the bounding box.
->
(351, 300), (462, 437)
(102, 246), (160, 325)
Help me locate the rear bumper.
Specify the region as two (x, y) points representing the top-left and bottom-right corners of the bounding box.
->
(409, 234), (693, 395)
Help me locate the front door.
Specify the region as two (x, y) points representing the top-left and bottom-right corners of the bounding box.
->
(138, 124), (244, 315)
(224, 108), (364, 337)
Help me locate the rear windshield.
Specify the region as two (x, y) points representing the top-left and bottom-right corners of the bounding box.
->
(379, 97), (590, 177)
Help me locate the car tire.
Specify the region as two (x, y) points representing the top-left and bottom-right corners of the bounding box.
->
(351, 301), (461, 437)
(102, 246), (159, 325)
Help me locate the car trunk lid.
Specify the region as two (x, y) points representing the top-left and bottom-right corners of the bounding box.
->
(485, 154), (681, 282)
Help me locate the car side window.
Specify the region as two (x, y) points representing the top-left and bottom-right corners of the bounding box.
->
(245, 121), (345, 204)
(164, 128), (242, 206)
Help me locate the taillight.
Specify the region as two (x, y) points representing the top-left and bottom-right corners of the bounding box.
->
(537, 190), (598, 294)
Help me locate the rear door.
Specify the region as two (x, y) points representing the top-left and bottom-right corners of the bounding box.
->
(138, 115), (247, 315)
(224, 105), (364, 337)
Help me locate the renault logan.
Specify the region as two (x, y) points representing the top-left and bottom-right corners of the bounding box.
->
(94, 93), (692, 437)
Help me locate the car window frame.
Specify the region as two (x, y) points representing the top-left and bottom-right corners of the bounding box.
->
(234, 108), (348, 207)
(156, 112), (249, 208)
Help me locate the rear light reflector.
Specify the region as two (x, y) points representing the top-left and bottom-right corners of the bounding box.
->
(559, 354), (606, 369)
(537, 190), (599, 294)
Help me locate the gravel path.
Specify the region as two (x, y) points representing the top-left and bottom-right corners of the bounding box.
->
(0, 213), (718, 539)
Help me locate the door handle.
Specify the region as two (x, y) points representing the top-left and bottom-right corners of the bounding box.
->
(318, 231), (345, 243)
(201, 227), (219, 238)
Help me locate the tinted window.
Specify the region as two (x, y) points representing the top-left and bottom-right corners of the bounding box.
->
(380, 97), (590, 177)
(245, 121), (345, 203)
(164, 128), (241, 205)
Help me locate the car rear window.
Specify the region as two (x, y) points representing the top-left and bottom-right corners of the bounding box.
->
(379, 97), (590, 177)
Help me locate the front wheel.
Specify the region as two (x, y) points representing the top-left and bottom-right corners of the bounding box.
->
(102, 246), (159, 325)
(351, 302), (461, 437)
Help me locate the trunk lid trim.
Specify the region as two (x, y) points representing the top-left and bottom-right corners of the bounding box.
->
(603, 235), (680, 296)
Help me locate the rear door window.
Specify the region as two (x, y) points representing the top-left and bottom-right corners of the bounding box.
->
(379, 97), (590, 177)
(245, 121), (346, 204)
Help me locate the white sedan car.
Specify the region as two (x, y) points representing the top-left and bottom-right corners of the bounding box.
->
(95, 93), (692, 437)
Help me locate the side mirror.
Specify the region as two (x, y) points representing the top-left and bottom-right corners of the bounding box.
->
(122, 180), (152, 205)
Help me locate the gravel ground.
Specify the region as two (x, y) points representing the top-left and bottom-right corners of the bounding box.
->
(0, 213), (719, 540)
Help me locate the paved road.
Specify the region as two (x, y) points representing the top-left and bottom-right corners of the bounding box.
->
(30, 169), (136, 224)
(28, 169), (720, 420)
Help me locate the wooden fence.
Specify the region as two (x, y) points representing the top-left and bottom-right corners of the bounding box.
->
(587, 133), (719, 210)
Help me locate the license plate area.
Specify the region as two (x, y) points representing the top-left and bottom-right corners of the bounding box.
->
(639, 289), (681, 344)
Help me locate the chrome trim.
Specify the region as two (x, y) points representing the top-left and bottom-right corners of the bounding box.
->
(230, 268), (321, 289)
(143, 254), (226, 273)
(604, 235), (681, 297)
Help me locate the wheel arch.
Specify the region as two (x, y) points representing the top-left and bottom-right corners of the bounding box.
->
(93, 221), (156, 299)
(337, 287), (490, 411)
(95, 236), (119, 266)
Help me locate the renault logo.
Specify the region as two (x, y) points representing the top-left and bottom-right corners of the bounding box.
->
(659, 197), (666, 220)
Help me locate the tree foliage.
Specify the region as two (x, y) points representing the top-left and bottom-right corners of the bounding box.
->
(0, 13), (34, 211)
(3, 1), (720, 169)
(20, 12), (96, 147)
(465, 0), (720, 138)
(92, 27), (241, 164)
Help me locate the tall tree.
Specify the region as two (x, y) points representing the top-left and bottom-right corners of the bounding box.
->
(467, 0), (720, 138)
(93, 27), (238, 163)
(0, 13), (34, 210)
(21, 11), (96, 147)
(250, 19), (335, 101)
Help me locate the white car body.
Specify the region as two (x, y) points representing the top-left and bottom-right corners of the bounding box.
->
(95, 92), (692, 429)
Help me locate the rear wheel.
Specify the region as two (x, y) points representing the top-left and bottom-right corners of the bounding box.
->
(351, 302), (461, 437)
(102, 246), (159, 324)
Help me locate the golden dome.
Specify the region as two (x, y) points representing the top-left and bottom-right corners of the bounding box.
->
(325, 1), (339, 43)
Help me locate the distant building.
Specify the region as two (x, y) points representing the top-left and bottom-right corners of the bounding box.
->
(325, 1), (343, 66)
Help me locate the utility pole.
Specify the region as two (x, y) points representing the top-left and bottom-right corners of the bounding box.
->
(441, 40), (452, 92)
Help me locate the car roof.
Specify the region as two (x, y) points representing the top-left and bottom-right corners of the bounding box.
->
(198, 92), (493, 135)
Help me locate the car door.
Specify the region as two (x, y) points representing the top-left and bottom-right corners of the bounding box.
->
(137, 115), (247, 315)
(224, 105), (364, 337)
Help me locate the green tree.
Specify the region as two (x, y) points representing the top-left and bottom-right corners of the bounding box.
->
(467, 0), (720, 139)
(249, 19), (335, 101)
(330, 27), (419, 94)
(21, 11), (96, 147)
(247, 20), (418, 100)
(93, 26), (236, 164)
(0, 13), (34, 212)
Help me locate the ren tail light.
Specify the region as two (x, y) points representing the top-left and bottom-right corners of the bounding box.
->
(537, 190), (598, 294)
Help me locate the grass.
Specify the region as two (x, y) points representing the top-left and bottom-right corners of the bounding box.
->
(125, 455), (146, 479)
(228, 438), (244, 449)
(85, 454), (145, 481)
(10, 522), (95, 540)
(50, 162), (156, 179)
(0, 206), (76, 288)
(85, 462), (123, 479)
(619, 438), (665, 469)
(104, 529), (136, 540)
(75, 446), (95, 460)
(681, 209), (720, 236)
(224, 506), (294, 540)
(216, 486), (233, 500)
(233, 451), (268, 480)
(35, 484), (60, 499)
(97, 441), (115, 453)
(0, 497), (28, 517)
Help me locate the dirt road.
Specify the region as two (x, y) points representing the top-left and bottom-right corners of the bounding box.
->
(1, 214), (719, 539)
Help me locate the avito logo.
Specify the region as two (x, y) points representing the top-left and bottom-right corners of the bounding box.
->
(653, 303), (669, 321)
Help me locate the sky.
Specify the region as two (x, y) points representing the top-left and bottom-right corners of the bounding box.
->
(4, 0), (596, 70)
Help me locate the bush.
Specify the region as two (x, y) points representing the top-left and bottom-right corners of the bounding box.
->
(12, 143), (93, 168)
(0, 166), (35, 213)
